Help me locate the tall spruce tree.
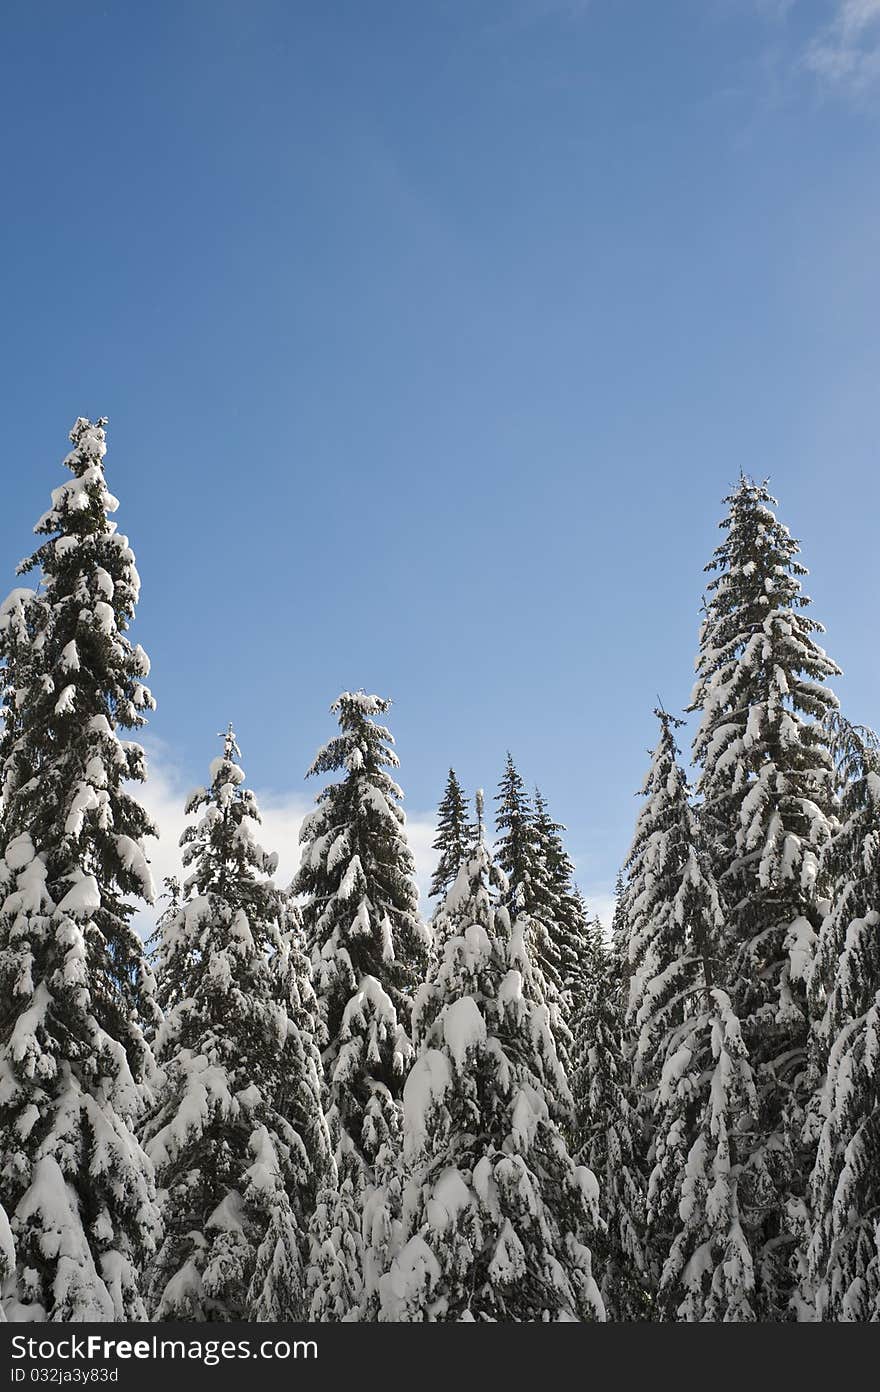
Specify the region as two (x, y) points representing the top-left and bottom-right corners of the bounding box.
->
(494, 760), (577, 1057)
(689, 477), (840, 1318)
(295, 691), (430, 1319)
(494, 753), (536, 911)
(624, 712), (719, 1101)
(431, 789), (508, 957)
(295, 689), (429, 1161)
(429, 769), (474, 902)
(570, 917), (649, 1320)
(379, 794), (604, 1321)
(146, 729), (330, 1321)
(618, 709), (760, 1320)
(0, 1203), (14, 1322)
(0, 418), (160, 1321)
(531, 789), (592, 1019)
(656, 987), (758, 1321)
(807, 715), (880, 1320)
(618, 709), (741, 1313)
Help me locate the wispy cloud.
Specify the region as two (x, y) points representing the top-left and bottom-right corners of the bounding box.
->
(803, 0), (880, 91)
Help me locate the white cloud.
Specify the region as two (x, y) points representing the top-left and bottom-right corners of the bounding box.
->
(804, 0), (880, 90)
(587, 890), (619, 933)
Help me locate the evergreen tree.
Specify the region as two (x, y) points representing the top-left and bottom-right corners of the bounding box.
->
(619, 710), (759, 1320)
(305, 1129), (367, 1322)
(570, 918), (648, 1320)
(494, 753), (536, 911)
(295, 691), (430, 1318)
(429, 769), (474, 901)
(530, 789), (592, 1018)
(689, 477), (840, 1318)
(494, 760), (577, 1057)
(0, 418), (160, 1321)
(617, 709), (738, 1312)
(624, 712), (719, 1102)
(0, 1203), (14, 1322)
(295, 691), (429, 1137)
(146, 728), (329, 1321)
(807, 715), (880, 1320)
(144, 876), (181, 1048)
(656, 988), (758, 1321)
(431, 789), (507, 956)
(378, 797), (604, 1321)
(0, 586), (39, 800)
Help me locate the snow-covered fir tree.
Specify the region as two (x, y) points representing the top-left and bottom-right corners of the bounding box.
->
(807, 714), (880, 1321)
(0, 586), (39, 800)
(296, 691), (429, 1135)
(295, 691), (430, 1319)
(0, 417), (160, 1322)
(429, 769), (474, 902)
(494, 753), (536, 911)
(494, 761), (577, 1057)
(146, 728), (330, 1321)
(0, 1203), (14, 1322)
(690, 477), (840, 1319)
(530, 789), (592, 1021)
(618, 709), (761, 1320)
(624, 711), (719, 1104)
(378, 793), (604, 1321)
(618, 708), (746, 1316)
(656, 988), (758, 1321)
(148, 877), (182, 1019)
(569, 917), (648, 1320)
(431, 789), (508, 956)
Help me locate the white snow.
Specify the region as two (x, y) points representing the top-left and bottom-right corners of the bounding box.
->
(209, 756), (245, 787)
(425, 1167), (471, 1232)
(93, 601), (115, 635)
(785, 915), (816, 984)
(59, 641), (80, 672)
(5, 834), (36, 872)
(403, 1049), (452, 1157)
(56, 874), (101, 919)
(442, 996), (486, 1068)
(54, 684), (76, 716)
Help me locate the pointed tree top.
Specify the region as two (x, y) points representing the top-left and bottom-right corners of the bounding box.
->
(218, 721), (241, 762)
(653, 703), (684, 731)
(66, 416), (108, 465)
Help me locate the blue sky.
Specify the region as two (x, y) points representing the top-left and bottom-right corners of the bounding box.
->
(1, 1), (878, 919)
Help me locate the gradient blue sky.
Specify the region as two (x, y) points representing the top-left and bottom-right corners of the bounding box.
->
(2, 1), (878, 917)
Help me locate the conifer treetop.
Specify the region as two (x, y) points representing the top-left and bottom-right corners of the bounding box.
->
(178, 722), (279, 904)
(691, 476), (840, 824)
(380, 813), (603, 1321)
(494, 753), (536, 909)
(623, 707), (722, 1081)
(429, 767), (474, 902)
(295, 689), (428, 1176)
(147, 732), (329, 1322)
(687, 476), (842, 1319)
